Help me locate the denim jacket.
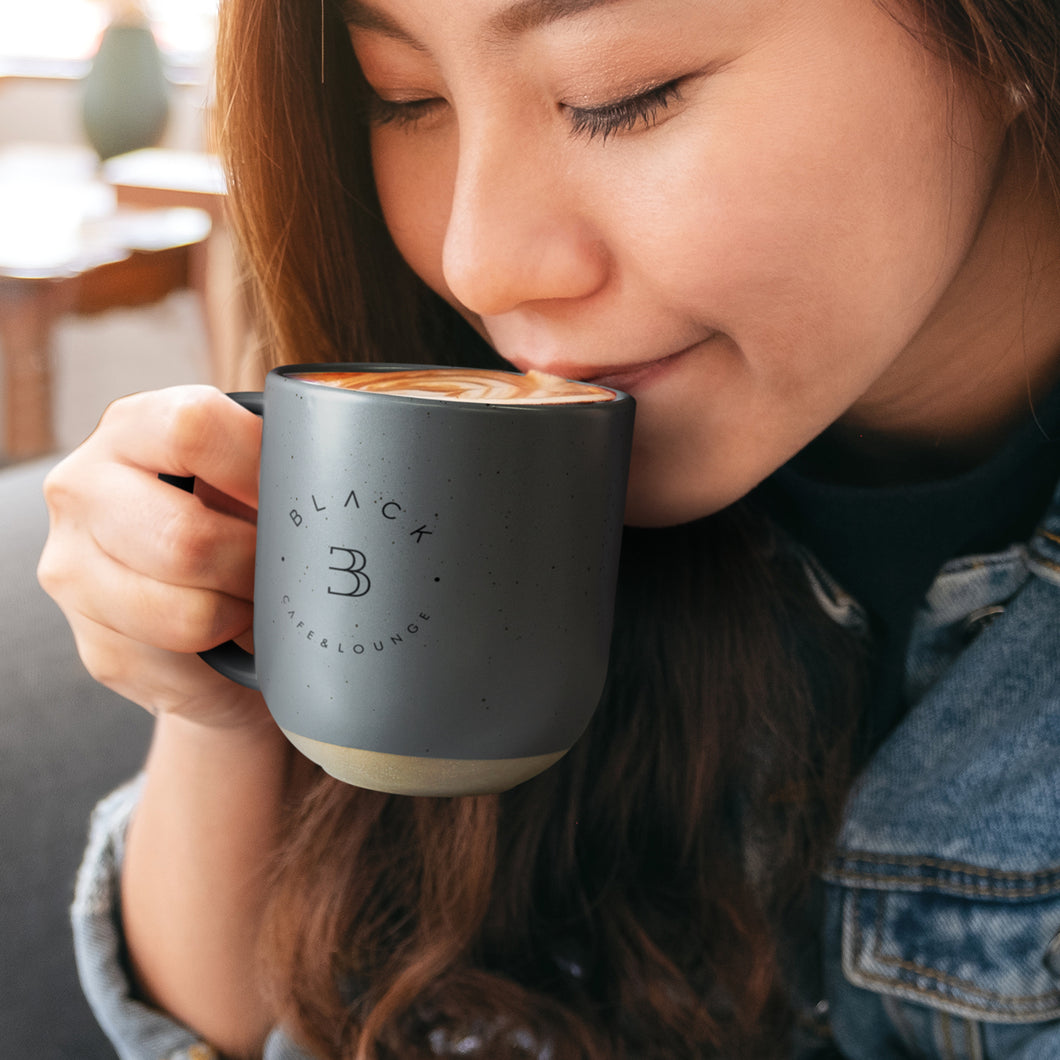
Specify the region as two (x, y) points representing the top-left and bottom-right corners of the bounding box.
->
(73, 484), (1060, 1059)
(72, 777), (316, 1060)
(815, 479), (1060, 1058)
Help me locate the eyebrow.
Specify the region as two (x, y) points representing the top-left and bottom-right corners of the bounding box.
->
(340, 0), (426, 49)
(340, 0), (630, 47)
(487, 0), (631, 37)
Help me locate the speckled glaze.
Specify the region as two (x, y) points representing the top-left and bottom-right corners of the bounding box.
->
(205, 364), (634, 794)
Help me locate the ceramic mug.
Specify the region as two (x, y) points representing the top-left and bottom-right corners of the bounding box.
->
(198, 363), (635, 796)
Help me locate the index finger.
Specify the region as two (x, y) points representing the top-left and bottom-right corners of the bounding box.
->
(100, 386), (263, 510)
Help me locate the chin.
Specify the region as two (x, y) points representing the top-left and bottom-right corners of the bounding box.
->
(621, 439), (774, 528)
(623, 484), (734, 529)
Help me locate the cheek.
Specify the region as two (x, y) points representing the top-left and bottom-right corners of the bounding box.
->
(614, 75), (1004, 524)
(624, 41), (1001, 387)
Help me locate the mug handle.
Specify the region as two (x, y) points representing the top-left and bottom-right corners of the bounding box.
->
(160, 391), (264, 691)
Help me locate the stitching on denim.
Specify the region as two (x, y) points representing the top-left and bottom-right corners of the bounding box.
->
(1037, 528), (1060, 547)
(830, 851), (1060, 888)
(882, 994), (919, 1050)
(1031, 552), (1060, 575)
(1027, 553), (1060, 590)
(843, 893), (1060, 1027)
(830, 869), (1060, 898)
(835, 851), (1060, 880)
(937, 1012), (985, 1060)
(939, 548), (1025, 576)
(873, 889), (887, 963)
(850, 893), (1060, 1010)
(867, 947), (1060, 1008)
(939, 1010), (956, 1060)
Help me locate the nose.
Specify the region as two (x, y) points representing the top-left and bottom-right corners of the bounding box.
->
(441, 124), (610, 318)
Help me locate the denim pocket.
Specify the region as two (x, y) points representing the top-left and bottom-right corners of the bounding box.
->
(834, 858), (1060, 1023)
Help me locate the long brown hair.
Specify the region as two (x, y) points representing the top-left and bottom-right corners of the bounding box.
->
(214, 1), (1060, 1056)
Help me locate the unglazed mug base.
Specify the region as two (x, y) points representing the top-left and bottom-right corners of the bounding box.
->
(282, 729), (568, 796)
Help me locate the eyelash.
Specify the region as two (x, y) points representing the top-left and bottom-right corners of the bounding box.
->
(364, 79), (685, 142)
(364, 94), (443, 128)
(565, 79), (684, 142)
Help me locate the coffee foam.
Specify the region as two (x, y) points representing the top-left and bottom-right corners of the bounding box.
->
(293, 367), (615, 405)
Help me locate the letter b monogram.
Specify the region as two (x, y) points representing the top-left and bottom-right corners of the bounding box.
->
(328, 546), (371, 597)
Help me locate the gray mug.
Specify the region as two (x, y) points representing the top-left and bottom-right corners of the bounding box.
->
(202, 364), (635, 796)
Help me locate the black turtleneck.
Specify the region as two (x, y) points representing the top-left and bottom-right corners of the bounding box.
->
(751, 385), (1060, 750)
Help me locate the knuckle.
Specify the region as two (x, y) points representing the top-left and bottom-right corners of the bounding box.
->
(36, 546), (62, 597)
(99, 388), (141, 422)
(158, 505), (220, 582)
(41, 458), (80, 515)
(37, 532), (78, 602)
(93, 389), (153, 441)
(39, 476), (79, 596)
(76, 635), (125, 692)
(64, 616), (131, 694)
(159, 587), (213, 651)
(163, 386), (225, 463)
(162, 589), (245, 655)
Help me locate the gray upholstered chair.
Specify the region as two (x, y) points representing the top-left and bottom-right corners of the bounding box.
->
(1, 457), (152, 1058)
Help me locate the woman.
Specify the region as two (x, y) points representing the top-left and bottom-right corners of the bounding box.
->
(39, 0), (1060, 1056)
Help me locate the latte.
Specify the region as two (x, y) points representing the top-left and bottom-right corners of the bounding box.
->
(294, 367), (616, 404)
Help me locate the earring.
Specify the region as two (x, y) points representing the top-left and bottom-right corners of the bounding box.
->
(1007, 78), (1035, 112)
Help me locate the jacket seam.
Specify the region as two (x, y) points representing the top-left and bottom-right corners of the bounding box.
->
(863, 948), (1060, 1011)
(939, 1010), (956, 1060)
(1031, 551), (1060, 575)
(829, 851), (1060, 886)
(843, 893), (1060, 1016)
(833, 851), (1060, 880)
(829, 868), (1060, 898)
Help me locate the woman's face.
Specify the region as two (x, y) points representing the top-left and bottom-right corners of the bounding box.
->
(346, 0), (1017, 525)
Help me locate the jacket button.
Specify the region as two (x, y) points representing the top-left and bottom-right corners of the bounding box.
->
(959, 604), (1006, 643)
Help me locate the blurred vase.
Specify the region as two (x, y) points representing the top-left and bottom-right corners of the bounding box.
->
(82, 16), (170, 162)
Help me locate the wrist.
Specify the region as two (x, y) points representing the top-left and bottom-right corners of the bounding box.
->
(146, 706), (293, 784)
(124, 702), (289, 1054)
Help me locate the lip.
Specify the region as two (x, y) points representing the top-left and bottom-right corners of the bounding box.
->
(581, 340), (707, 393)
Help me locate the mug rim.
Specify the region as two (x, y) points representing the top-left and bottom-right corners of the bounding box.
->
(271, 362), (633, 410)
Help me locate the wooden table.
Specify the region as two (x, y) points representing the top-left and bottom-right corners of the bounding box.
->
(101, 148), (245, 389)
(102, 148), (227, 220)
(0, 145), (211, 460)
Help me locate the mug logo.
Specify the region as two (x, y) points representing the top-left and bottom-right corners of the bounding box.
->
(327, 546), (371, 597)
(280, 485), (439, 657)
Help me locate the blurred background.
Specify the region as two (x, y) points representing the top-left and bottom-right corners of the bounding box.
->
(1, 4), (238, 1056)
(0, 0), (228, 466)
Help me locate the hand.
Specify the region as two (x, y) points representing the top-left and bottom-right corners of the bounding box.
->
(38, 385), (272, 733)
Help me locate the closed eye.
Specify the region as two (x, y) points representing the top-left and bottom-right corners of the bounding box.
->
(363, 76), (687, 139)
(564, 79), (684, 143)
(364, 91), (447, 128)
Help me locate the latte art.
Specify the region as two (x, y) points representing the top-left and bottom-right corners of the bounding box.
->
(294, 367), (616, 405)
